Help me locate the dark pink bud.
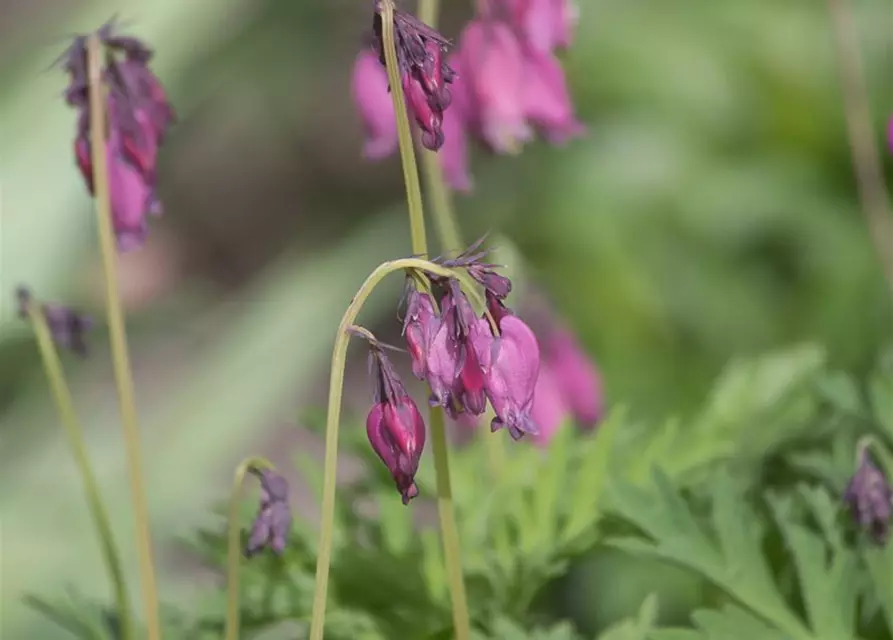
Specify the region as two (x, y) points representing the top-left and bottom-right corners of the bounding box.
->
(476, 315), (541, 440)
(545, 328), (603, 427)
(352, 49), (398, 159)
(530, 364), (570, 446)
(366, 344), (427, 504)
(366, 400), (426, 505)
(404, 73), (445, 151)
(522, 49), (585, 144)
(457, 316), (492, 415)
(402, 289), (439, 380)
(419, 41), (453, 110)
(61, 26), (173, 252)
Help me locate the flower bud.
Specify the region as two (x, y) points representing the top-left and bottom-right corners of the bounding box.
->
(844, 446), (892, 545)
(351, 49), (398, 159)
(245, 469), (292, 557)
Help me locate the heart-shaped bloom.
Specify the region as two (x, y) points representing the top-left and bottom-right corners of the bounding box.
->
(351, 49), (398, 159)
(245, 469), (292, 557)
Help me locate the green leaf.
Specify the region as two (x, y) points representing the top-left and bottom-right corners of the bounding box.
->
(607, 470), (813, 640)
(597, 594), (658, 640)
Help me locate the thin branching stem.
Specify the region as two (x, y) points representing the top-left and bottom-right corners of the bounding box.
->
(26, 303), (133, 640)
(225, 456), (276, 640)
(86, 34), (162, 640)
(308, 258), (471, 640)
(826, 0), (893, 297)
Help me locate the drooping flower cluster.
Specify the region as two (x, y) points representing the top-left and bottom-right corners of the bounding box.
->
(16, 287), (93, 357)
(360, 246), (542, 503)
(843, 444), (893, 546)
(60, 22), (175, 251)
(245, 468), (293, 557)
(352, 3), (457, 156)
(351, 0), (584, 191)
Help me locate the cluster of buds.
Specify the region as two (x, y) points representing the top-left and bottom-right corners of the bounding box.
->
(351, 0), (584, 191)
(360, 246), (543, 503)
(843, 442), (892, 546)
(60, 22), (175, 251)
(352, 2), (457, 157)
(244, 468), (293, 557)
(16, 287), (93, 357)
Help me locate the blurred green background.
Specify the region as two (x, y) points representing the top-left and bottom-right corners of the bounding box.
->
(1, 0), (892, 637)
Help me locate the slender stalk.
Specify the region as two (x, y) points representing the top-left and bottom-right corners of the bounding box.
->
(826, 0), (893, 297)
(308, 257), (468, 640)
(86, 34), (162, 639)
(380, 0), (428, 257)
(380, 3), (472, 637)
(26, 304), (132, 640)
(428, 407), (472, 639)
(225, 456), (275, 640)
(416, 0), (463, 257)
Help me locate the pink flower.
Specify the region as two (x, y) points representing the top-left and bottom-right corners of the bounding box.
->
(456, 20), (532, 154)
(545, 327), (603, 427)
(530, 363), (570, 446)
(475, 314), (541, 440)
(351, 49), (398, 159)
(522, 49), (586, 144)
(509, 0), (579, 53)
(402, 288), (439, 380)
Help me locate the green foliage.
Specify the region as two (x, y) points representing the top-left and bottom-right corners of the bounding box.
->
(24, 344), (893, 638)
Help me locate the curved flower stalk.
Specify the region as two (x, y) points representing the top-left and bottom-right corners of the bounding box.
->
(16, 289), (132, 640)
(226, 458), (292, 640)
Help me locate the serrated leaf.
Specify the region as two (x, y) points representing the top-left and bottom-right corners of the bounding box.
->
(597, 593), (658, 640)
(607, 470), (813, 639)
(769, 493), (857, 639)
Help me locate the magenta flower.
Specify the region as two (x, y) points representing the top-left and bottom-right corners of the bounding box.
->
(371, 2), (456, 151)
(530, 364), (570, 446)
(62, 24), (174, 251)
(352, 50), (398, 159)
(366, 343), (427, 504)
(475, 314), (541, 440)
(509, 0), (579, 53)
(456, 20), (532, 154)
(402, 287), (439, 380)
(522, 49), (586, 144)
(544, 327), (603, 427)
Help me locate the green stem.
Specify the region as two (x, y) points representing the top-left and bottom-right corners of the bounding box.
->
(428, 406), (472, 640)
(381, 2), (472, 637)
(86, 34), (162, 640)
(308, 257), (470, 640)
(826, 0), (893, 297)
(381, 0), (428, 257)
(225, 456), (275, 640)
(26, 304), (132, 640)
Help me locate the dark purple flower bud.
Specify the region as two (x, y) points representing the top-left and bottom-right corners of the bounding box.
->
(440, 237), (513, 299)
(371, 2), (456, 152)
(367, 345), (427, 504)
(402, 288), (439, 380)
(16, 287), (93, 357)
(61, 23), (174, 251)
(474, 314), (541, 440)
(245, 468), (292, 557)
(844, 446), (893, 545)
